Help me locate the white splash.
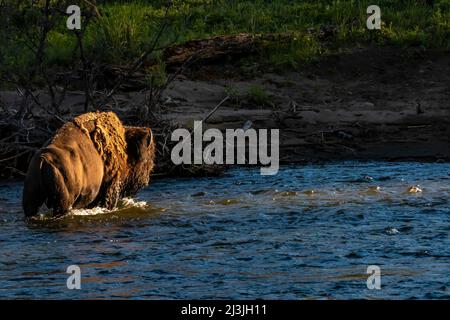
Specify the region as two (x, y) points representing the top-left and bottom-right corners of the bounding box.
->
(386, 228), (400, 235)
(119, 197), (148, 209)
(70, 206), (112, 216)
(69, 198), (148, 216)
(407, 185), (422, 193)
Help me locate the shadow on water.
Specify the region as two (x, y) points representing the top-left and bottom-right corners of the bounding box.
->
(0, 161), (449, 299)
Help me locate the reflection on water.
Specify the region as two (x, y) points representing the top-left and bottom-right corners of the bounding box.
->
(0, 161), (449, 299)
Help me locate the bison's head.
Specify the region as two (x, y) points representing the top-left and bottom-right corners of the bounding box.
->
(123, 126), (156, 197)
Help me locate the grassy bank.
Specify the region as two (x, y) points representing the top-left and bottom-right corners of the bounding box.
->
(1, 0), (450, 79)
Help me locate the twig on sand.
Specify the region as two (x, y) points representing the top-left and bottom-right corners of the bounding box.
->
(407, 124), (432, 129)
(335, 143), (356, 153)
(202, 95), (230, 123)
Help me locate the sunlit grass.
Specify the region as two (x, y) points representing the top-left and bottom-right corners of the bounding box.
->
(1, 0), (450, 78)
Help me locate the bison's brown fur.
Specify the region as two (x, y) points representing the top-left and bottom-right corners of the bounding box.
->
(22, 111), (155, 217)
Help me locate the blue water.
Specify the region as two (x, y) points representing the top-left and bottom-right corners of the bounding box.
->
(0, 161), (449, 299)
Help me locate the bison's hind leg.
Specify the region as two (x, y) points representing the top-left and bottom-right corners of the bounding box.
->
(40, 158), (73, 216)
(23, 193), (45, 217)
(23, 155), (47, 217)
(23, 182), (45, 216)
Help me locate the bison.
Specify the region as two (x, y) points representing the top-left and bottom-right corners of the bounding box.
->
(22, 111), (155, 217)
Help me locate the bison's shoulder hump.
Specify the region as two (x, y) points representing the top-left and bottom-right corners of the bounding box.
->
(73, 111), (128, 174)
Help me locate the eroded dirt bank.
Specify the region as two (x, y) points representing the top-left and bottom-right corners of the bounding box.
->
(1, 46), (449, 179)
(159, 46), (450, 162)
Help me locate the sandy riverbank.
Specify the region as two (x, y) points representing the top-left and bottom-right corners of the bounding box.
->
(1, 46), (449, 179)
(149, 46), (450, 162)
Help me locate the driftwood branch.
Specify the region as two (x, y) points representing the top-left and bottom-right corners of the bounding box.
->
(202, 95), (230, 123)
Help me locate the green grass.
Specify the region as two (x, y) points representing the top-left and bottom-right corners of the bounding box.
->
(247, 84), (272, 107)
(1, 0), (450, 81)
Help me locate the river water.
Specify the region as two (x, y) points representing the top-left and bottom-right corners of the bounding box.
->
(0, 161), (448, 299)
